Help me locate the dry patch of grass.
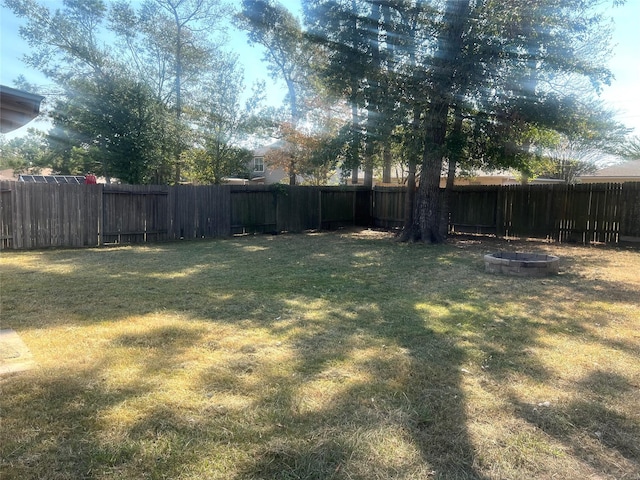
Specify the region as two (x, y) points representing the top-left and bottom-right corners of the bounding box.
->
(1, 232), (639, 479)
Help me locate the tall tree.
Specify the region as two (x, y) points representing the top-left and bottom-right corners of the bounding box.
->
(403, 0), (623, 242)
(183, 54), (264, 184)
(140, 0), (230, 183)
(405, 0), (471, 243)
(239, 0), (315, 184)
(5, 0), (242, 185)
(49, 73), (172, 183)
(304, 0), (375, 184)
(0, 129), (50, 173)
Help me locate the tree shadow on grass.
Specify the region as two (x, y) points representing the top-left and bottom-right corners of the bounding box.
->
(1, 234), (638, 479)
(228, 245), (492, 479)
(0, 364), (152, 479)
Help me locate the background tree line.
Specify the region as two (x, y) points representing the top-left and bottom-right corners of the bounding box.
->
(2, 0), (264, 185)
(2, 0), (638, 242)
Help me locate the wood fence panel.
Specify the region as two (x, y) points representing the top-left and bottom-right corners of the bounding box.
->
(573, 185), (595, 243)
(1, 181), (637, 249)
(354, 188), (372, 227)
(556, 186), (572, 243)
(321, 187), (361, 229)
(13, 181), (29, 248)
(279, 187), (320, 232)
(450, 186), (498, 234)
(103, 185), (169, 244)
(83, 184), (102, 246)
(2, 183), (101, 249)
(506, 186), (529, 238)
(230, 186), (277, 234)
(589, 184), (623, 244)
(549, 186), (567, 242)
(372, 187), (405, 229)
(619, 182), (640, 244)
(527, 187), (549, 237)
(204, 185), (232, 238)
(169, 185), (231, 239)
(0, 181), (13, 249)
(521, 185), (559, 239)
(169, 185), (194, 239)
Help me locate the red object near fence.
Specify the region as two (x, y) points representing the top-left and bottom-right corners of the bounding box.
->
(85, 174), (97, 185)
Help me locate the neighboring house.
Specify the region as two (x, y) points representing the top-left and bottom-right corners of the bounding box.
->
(18, 174), (87, 184)
(0, 85), (44, 134)
(438, 169), (564, 187)
(578, 160), (640, 183)
(250, 143), (570, 187)
(250, 143), (298, 185)
(0, 168), (107, 184)
(378, 167), (563, 187)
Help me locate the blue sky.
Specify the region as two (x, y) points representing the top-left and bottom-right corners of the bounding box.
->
(1, 0), (638, 137)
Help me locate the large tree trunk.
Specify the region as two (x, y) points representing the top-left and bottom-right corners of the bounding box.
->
(415, 109), (447, 243)
(382, 144), (392, 184)
(363, 134), (374, 188)
(408, 0), (471, 243)
(398, 107), (421, 242)
(289, 159), (296, 185)
(363, 1), (381, 189)
(349, 94), (360, 185)
(439, 111), (464, 239)
(286, 78), (299, 186)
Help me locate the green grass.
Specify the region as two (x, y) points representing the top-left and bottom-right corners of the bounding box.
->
(1, 230), (639, 479)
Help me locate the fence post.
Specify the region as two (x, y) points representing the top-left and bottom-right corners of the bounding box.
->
(495, 187), (504, 237)
(318, 188), (323, 230)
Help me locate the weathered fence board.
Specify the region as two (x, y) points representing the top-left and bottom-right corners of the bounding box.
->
(620, 182), (640, 243)
(0, 181), (101, 249)
(0, 182), (13, 249)
(281, 187), (320, 232)
(168, 185), (231, 240)
(229, 185), (368, 234)
(230, 186), (277, 234)
(102, 185), (169, 244)
(1, 181), (638, 250)
(449, 187), (498, 234)
(373, 187), (405, 230)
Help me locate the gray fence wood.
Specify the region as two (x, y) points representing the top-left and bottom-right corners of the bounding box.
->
(0, 181), (101, 249)
(168, 185), (231, 240)
(1, 182), (13, 249)
(102, 185), (169, 244)
(372, 183), (639, 244)
(229, 185), (369, 234)
(1, 181), (638, 250)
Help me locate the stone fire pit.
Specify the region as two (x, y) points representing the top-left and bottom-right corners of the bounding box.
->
(484, 252), (559, 277)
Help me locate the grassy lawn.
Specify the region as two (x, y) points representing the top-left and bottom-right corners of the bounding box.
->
(1, 230), (639, 479)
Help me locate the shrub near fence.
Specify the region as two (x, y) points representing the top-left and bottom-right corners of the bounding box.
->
(1, 181), (638, 250)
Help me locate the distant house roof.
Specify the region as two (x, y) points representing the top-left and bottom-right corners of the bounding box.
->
(253, 140), (285, 157)
(579, 160), (640, 183)
(18, 175), (86, 184)
(0, 85), (44, 133)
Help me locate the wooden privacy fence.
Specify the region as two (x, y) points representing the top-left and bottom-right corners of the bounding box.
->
(371, 183), (640, 244)
(451, 183), (640, 244)
(1, 181), (639, 250)
(0, 182), (370, 249)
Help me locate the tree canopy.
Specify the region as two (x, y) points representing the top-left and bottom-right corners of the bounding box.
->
(3, 0), (631, 235)
(4, 0), (261, 185)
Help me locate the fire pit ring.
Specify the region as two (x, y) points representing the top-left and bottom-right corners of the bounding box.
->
(484, 252), (559, 277)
